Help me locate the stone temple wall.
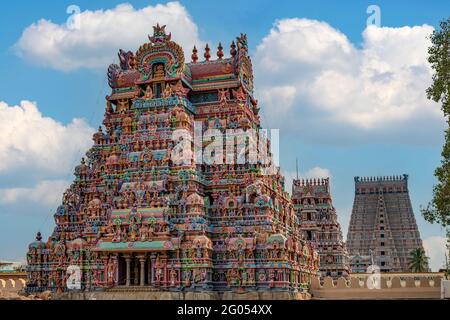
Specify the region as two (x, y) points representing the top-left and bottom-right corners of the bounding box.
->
(310, 272), (444, 299)
(4, 272), (446, 300)
(0, 272), (27, 292)
(53, 290), (311, 300)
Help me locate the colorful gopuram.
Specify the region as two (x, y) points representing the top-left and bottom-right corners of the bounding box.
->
(292, 178), (350, 279)
(347, 175), (426, 273)
(26, 25), (319, 295)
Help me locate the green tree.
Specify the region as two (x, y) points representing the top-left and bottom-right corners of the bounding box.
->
(408, 248), (429, 273)
(422, 18), (450, 234)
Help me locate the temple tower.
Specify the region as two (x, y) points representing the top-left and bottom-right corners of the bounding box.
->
(25, 25), (319, 295)
(346, 175), (426, 273)
(292, 178), (350, 278)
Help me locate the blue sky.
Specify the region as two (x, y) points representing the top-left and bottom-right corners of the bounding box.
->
(0, 0), (449, 270)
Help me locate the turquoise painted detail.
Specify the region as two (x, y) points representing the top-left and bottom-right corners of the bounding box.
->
(133, 96), (195, 114)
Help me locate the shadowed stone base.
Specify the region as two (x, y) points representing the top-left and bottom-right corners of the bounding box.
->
(53, 290), (311, 300)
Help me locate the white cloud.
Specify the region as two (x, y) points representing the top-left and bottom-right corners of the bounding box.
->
(255, 19), (445, 144)
(283, 166), (332, 195)
(423, 236), (448, 272)
(0, 100), (94, 175)
(0, 179), (69, 206)
(14, 2), (203, 71)
(303, 167), (332, 179)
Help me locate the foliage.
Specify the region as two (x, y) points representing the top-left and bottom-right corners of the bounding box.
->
(408, 248), (429, 273)
(422, 17), (450, 227)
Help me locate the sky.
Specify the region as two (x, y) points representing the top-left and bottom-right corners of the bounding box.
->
(0, 0), (448, 271)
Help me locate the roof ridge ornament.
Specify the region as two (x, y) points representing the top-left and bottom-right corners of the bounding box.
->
(230, 40), (237, 57)
(204, 44), (211, 61)
(191, 46), (198, 63)
(217, 42), (224, 60)
(149, 23), (172, 44)
(237, 33), (248, 52)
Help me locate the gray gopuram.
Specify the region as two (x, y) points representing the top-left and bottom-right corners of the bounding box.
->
(346, 175), (427, 273)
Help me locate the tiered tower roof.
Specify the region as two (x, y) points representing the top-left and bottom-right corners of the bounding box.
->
(292, 177), (350, 279)
(25, 25), (319, 295)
